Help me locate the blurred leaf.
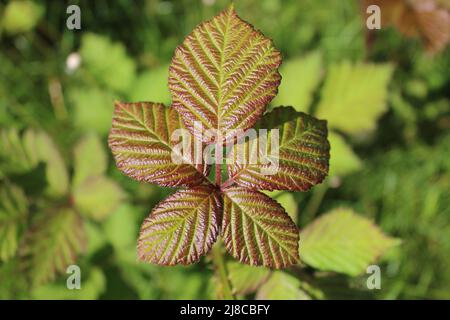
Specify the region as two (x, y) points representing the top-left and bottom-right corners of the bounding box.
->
(1, 0), (44, 34)
(0, 183), (28, 262)
(31, 267), (106, 300)
(0, 259), (28, 299)
(256, 271), (310, 300)
(328, 132), (362, 177)
(72, 133), (107, 188)
(272, 52), (323, 112)
(228, 262), (271, 295)
(73, 176), (126, 221)
(316, 62), (393, 135)
(84, 221), (107, 257)
(104, 204), (138, 262)
(300, 208), (399, 276)
(130, 65), (171, 104)
(32, 131), (70, 197)
(69, 87), (115, 135)
(22, 208), (86, 287)
(0, 128), (36, 175)
(80, 33), (136, 93)
(1, 129), (69, 197)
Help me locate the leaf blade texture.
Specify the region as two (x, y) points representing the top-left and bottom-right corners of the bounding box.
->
(108, 101), (208, 187)
(221, 187), (299, 268)
(168, 5), (281, 143)
(227, 106), (330, 191)
(138, 185), (222, 265)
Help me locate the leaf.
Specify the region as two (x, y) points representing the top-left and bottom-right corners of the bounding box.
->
(104, 204), (139, 262)
(0, 129), (69, 196)
(256, 271), (310, 300)
(33, 131), (70, 197)
(1, 0), (44, 34)
(108, 102), (209, 187)
(31, 267), (106, 300)
(80, 33), (136, 93)
(272, 52), (323, 112)
(73, 176), (126, 221)
(227, 262), (271, 295)
(0, 128), (36, 174)
(328, 132), (362, 177)
(221, 187), (299, 268)
(69, 87), (115, 135)
(365, 0), (450, 53)
(300, 208), (400, 276)
(72, 133), (107, 188)
(272, 192), (299, 224)
(130, 65), (171, 105)
(0, 183), (28, 262)
(22, 208), (86, 287)
(227, 107), (330, 191)
(316, 62), (393, 135)
(168, 5), (281, 143)
(138, 186), (221, 265)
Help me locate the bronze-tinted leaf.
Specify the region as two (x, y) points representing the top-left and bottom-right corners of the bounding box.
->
(226, 107), (330, 191)
(169, 5), (281, 143)
(365, 0), (450, 53)
(109, 102), (208, 187)
(138, 185), (222, 265)
(221, 187), (299, 268)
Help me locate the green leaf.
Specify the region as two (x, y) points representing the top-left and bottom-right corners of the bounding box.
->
(69, 87), (115, 135)
(221, 187), (299, 268)
(130, 65), (171, 104)
(272, 52), (323, 112)
(72, 133), (107, 188)
(104, 204), (139, 262)
(31, 267), (106, 300)
(328, 132), (362, 177)
(256, 271), (310, 300)
(25, 130), (69, 197)
(227, 262), (271, 295)
(300, 208), (400, 276)
(80, 33), (136, 93)
(138, 186), (221, 265)
(108, 102), (209, 187)
(1, 0), (44, 34)
(273, 192), (298, 224)
(0, 128), (36, 174)
(227, 107), (330, 191)
(316, 62), (393, 135)
(0, 183), (28, 262)
(73, 176), (126, 221)
(22, 208), (86, 287)
(169, 5), (281, 143)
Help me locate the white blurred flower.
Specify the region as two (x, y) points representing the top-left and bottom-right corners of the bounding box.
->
(202, 0), (216, 6)
(65, 52), (81, 73)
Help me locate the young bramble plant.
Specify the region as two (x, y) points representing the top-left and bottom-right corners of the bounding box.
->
(108, 5), (330, 268)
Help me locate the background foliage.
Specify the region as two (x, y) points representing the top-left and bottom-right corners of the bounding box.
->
(0, 0), (449, 299)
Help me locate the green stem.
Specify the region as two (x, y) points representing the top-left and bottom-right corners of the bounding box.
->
(302, 183), (328, 224)
(211, 243), (235, 300)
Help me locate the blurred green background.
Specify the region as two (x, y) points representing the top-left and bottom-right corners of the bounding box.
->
(0, 0), (449, 299)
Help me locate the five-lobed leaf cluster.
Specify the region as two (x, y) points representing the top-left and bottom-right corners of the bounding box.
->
(109, 5), (330, 268)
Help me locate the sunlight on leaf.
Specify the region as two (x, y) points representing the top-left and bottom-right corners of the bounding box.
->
(316, 62), (393, 135)
(272, 52), (323, 112)
(328, 132), (362, 177)
(256, 271), (310, 300)
(221, 187), (299, 268)
(227, 107), (330, 191)
(169, 5), (281, 143)
(138, 186), (222, 265)
(300, 208), (400, 276)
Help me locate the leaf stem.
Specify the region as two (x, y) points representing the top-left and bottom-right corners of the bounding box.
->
(302, 183), (328, 224)
(211, 243), (235, 300)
